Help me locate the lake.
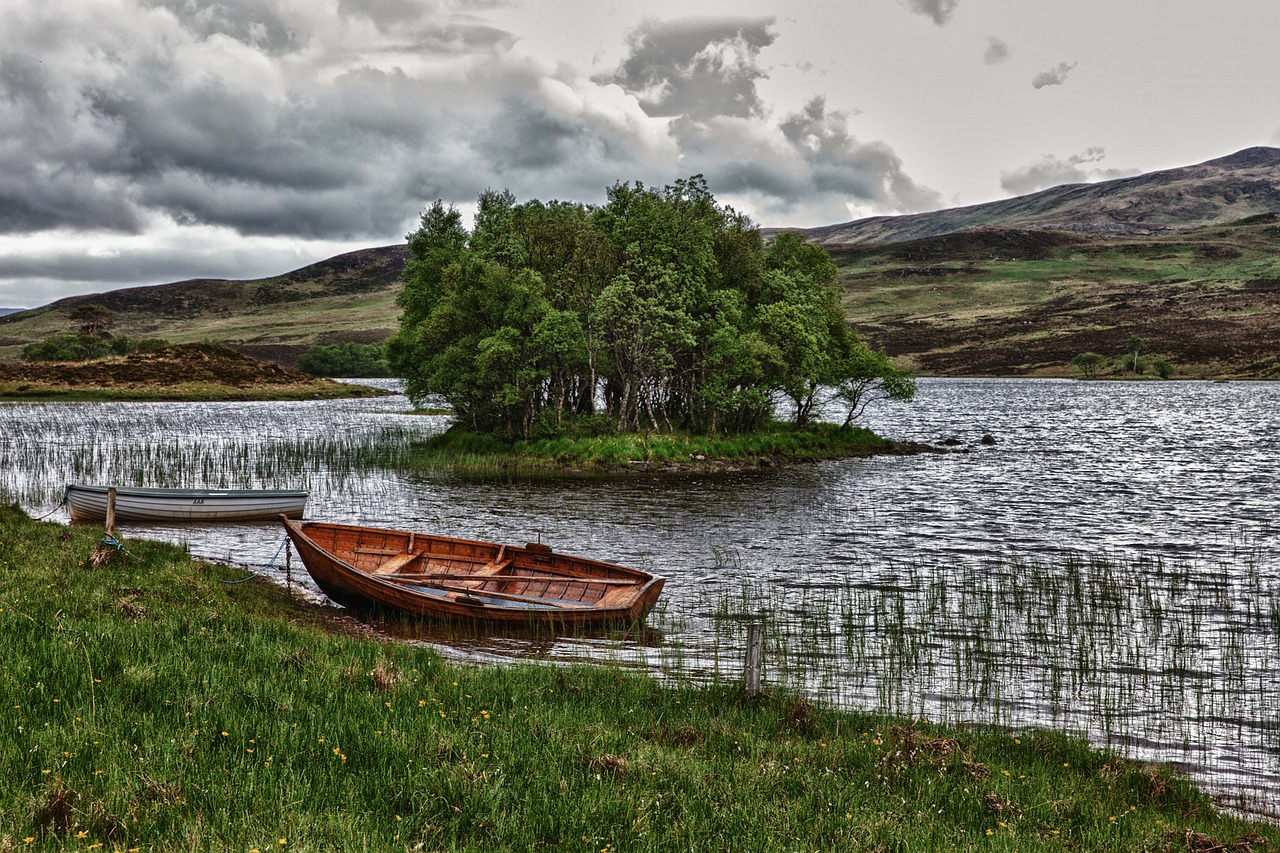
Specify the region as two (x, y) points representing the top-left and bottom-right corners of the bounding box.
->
(2, 378), (1277, 815)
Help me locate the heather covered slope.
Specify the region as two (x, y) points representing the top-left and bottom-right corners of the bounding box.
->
(836, 215), (1280, 377)
(790, 147), (1280, 245)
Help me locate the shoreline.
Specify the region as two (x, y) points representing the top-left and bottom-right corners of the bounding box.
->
(1, 505), (1276, 848)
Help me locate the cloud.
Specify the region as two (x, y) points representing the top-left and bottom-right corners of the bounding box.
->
(983, 36), (1011, 65)
(999, 147), (1140, 196)
(901, 0), (961, 26)
(663, 97), (942, 223)
(0, 3), (942, 305)
(602, 16), (777, 120)
(1031, 61), (1078, 89)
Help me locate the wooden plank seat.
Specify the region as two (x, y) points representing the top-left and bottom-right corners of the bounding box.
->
(373, 550), (424, 575)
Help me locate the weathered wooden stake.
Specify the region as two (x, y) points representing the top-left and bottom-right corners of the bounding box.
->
(104, 487), (117, 535)
(744, 622), (764, 697)
(285, 542), (292, 593)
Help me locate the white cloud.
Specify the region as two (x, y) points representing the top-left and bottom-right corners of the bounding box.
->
(1032, 61), (1078, 89)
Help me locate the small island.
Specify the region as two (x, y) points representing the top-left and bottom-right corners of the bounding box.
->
(389, 178), (917, 473)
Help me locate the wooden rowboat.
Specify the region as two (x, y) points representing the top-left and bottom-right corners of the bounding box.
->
(280, 517), (665, 626)
(65, 484), (308, 523)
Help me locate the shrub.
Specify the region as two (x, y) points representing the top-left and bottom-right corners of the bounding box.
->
(297, 342), (391, 377)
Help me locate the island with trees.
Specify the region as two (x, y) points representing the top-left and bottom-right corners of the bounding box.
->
(388, 177), (921, 472)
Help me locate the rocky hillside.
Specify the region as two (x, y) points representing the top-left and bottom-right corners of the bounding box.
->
(789, 147), (1280, 245)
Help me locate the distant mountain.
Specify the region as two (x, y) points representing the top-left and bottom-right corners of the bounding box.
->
(789, 147), (1280, 245)
(0, 308), (22, 317)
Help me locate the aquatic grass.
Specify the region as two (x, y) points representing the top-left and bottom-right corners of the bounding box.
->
(687, 548), (1280, 817)
(0, 400), (445, 507)
(1, 506), (1276, 851)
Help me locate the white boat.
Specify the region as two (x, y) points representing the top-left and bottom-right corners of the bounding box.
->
(64, 484), (308, 523)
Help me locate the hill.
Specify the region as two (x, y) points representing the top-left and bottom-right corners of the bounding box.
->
(789, 147), (1280, 245)
(1, 148), (1278, 378)
(836, 214), (1280, 377)
(0, 245), (408, 365)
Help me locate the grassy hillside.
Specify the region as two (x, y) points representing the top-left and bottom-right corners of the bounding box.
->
(837, 214), (1280, 378)
(0, 245), (407, 366)
(4, 220), (1279, 378)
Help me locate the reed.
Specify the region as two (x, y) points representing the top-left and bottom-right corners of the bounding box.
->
(1, 505), (1275, 851)
(685, 548), (1280, 815)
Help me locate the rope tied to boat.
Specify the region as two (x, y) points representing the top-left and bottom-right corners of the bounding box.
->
(220, 536), (290, 585)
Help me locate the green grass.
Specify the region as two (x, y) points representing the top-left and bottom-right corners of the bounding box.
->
(0, 505), (1275, 851)
(400, 421), (918, 477)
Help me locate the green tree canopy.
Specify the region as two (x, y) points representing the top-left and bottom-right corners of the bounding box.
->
(389, 178), (913, 439)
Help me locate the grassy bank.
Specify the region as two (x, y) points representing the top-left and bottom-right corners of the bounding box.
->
(403, 421), (928, 477)
(0, 507), (1275, 850)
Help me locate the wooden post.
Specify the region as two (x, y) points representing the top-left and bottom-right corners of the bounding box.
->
(744, 622), (764, 697)
(104, 487), (117, 535)
(285, 542), (292, 593)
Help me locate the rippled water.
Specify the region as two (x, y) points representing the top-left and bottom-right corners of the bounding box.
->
(2, 378), (1277, 814)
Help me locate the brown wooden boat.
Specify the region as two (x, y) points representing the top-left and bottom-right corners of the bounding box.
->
(280, 517), (665, 626)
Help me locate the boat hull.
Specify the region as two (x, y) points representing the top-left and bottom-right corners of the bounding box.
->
(281, 517), (665, 627)
(65, 485), (308, 523)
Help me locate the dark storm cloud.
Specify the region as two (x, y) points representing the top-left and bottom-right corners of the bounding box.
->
(983, 36), (1011, 65)
(1000, 147), (1138, 195)
(603, 16), (777, 120)
(669, 96), (941, 219)
(901, 0), (961, 27)
(1, 0), (942, 304)
(0, 1), (534, 240)
(1032, 61), (1078, 89)
(775, 97), (941, 211)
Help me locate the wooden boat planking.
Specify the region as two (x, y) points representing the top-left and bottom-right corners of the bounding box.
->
(280, 517), (665, 626)
(65, 484), (308, 523)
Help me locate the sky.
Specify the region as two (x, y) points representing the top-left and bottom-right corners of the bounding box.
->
(2, 0), (1279, 308)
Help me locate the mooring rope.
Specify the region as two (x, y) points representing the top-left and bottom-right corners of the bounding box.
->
(31, 496), (67, 521)
(219, 536), (290, 585)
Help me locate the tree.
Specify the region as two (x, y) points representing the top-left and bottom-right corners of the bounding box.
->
(389, 179), (913, 439)
(832, 340), (917, 427)
(1126, 335), (1143, 373)
(69, 303), (115, 336)
(297, 342), (391, 377)
(1071, 352), (1104, 378)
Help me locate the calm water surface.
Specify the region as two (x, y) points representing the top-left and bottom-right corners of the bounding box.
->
(2, 378), (1277, 814)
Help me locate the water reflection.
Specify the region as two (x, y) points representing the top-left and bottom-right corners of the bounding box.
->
(2, 378), (1278, 815)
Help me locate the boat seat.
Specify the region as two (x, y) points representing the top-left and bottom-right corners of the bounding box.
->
(373, 550), (424, 575)
(472, 557), (515, 576)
